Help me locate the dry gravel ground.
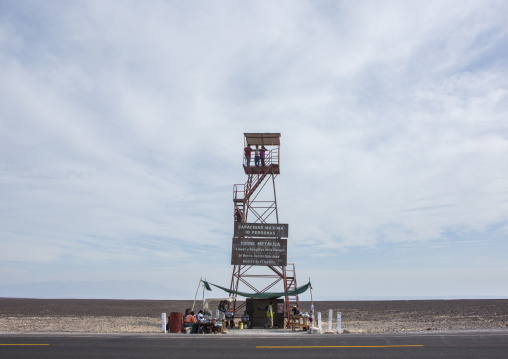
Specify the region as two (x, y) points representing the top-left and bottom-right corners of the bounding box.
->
(1, 298), (507, 334)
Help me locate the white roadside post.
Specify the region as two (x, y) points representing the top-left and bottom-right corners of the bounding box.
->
(328, 309), (333, 333)
(162, 313), (167, 333)
(317, 312), (322, 332)
(337, 312), (342, 334)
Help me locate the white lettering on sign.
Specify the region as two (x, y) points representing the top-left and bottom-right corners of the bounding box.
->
(237, 225), (286, 230)
(231, 237), (287, 266)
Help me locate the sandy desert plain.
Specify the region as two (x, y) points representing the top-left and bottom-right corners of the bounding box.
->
(1, 298), (507, 334)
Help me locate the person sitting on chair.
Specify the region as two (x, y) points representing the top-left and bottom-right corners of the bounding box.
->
(240, 311), (251, 329)
(183, 311), (198, 333)
(196, 309), (205, 323)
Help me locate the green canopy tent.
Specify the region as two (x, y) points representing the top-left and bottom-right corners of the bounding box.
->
(202, 280), (312, 299)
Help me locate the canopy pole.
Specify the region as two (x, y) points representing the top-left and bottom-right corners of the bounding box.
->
(201, 278), (206, 309)
(192, 277), (202, 312)
(309, 277), (314, 326)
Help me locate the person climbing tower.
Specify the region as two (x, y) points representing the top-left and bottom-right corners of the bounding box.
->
(234, 209), (242, 222)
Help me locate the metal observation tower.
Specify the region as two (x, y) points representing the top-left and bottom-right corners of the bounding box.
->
(230, 133), (299, 327)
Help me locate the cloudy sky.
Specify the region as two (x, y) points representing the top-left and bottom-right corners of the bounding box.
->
(1, 0), (507, 300)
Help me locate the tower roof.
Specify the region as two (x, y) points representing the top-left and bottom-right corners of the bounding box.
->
(244, 133), (281, 146)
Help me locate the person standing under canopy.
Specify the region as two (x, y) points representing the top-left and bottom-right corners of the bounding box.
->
(225, 308), (234, 328)
(264, 301), (274, 329)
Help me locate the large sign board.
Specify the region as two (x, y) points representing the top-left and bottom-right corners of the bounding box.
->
(231, 238), (287, 266)
(234, 222), (289, 238)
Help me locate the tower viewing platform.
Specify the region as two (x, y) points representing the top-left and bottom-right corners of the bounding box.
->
(243, 133), (280, 175)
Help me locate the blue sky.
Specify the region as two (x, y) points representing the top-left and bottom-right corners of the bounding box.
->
(1, 0), (507, 300)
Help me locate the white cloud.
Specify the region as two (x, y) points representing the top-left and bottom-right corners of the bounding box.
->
(1, 0), (507, 299)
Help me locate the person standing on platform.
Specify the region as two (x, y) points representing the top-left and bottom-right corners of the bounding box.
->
(260, 146), (267, 166)
(244, 145), (252, 166)
(264, 301), (274, 329)
(254, 145), (261, 167)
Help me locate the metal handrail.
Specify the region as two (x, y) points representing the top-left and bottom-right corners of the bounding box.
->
(244, 148), (279, 167)
(233, 183), (245, 201)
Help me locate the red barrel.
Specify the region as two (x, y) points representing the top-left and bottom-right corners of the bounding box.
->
(169, 312), (183, 333)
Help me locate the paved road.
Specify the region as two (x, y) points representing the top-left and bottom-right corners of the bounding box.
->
(1, 331), (507, 358)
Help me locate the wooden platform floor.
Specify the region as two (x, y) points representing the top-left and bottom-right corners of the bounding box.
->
(243, 164), (280, 174)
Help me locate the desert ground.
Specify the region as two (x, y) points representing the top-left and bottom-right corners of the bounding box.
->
(1, 298), (507, 334)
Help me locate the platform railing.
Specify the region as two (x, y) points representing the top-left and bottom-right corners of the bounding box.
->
(233, 183), (245, 202)
(244, 148), (279, 167)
